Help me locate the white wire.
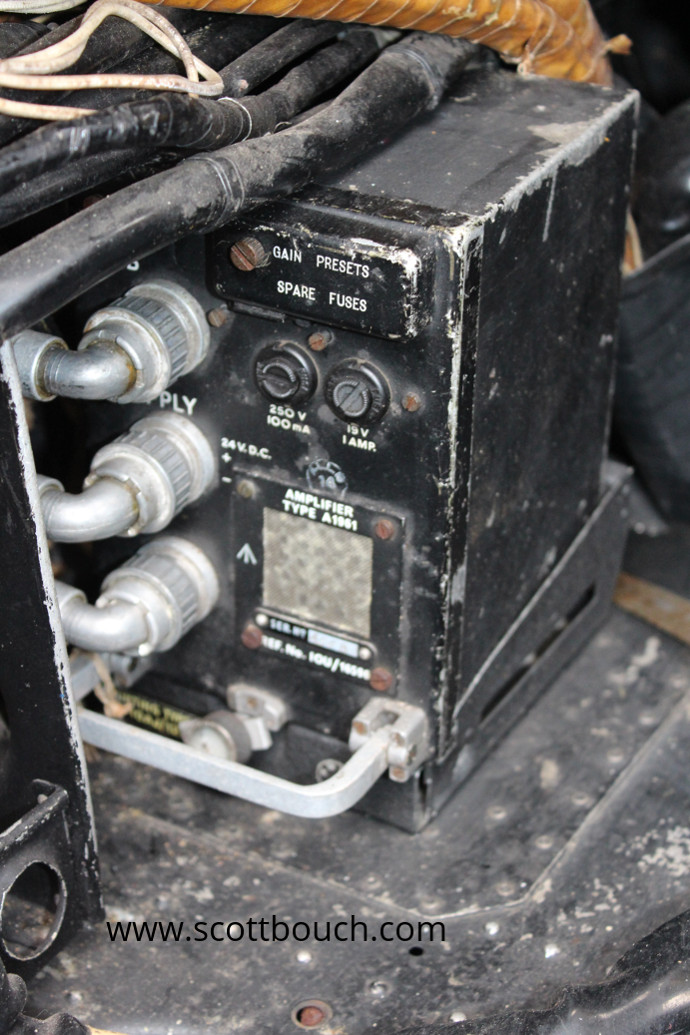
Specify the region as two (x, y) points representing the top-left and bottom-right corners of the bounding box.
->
(0, 0), (223, 120)
(0, 0), (85, 10)
(6, 0), (200, 75)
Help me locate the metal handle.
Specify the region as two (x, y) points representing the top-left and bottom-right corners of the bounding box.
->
(78, 709), (391, 819)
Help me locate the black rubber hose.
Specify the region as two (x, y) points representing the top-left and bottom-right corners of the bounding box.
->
(0, 28), (383, 196)
(0, 33), (474, 340)
(0, 147), (165, 233)
(0, 98), (235, 198)
(0, 20), (51, 61)
(0, 12), (280, 149)
(614, 233), (690, 522)
(243, 27), (388, 132)
(0, 25), (373, 227)
(220, 18), (342, 97)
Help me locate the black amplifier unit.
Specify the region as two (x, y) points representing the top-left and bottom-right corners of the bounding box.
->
(29, 68), (636, 831)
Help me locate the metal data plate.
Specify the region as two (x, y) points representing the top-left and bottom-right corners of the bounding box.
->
(232, 473), (404, 691)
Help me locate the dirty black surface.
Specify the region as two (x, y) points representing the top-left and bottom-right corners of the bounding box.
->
(0, 344), (102, 980)
(24, 596), (690, 1034)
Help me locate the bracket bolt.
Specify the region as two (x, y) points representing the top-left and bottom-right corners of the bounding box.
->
(207, 307), (229, 328)
(241, 624), (263, 650)
(370, 667), (393, 692)
(374, 519), (396, 541)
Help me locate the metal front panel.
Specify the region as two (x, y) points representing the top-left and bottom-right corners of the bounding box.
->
(231, 474), (405, 711)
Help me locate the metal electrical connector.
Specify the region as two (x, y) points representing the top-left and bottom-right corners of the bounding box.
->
(11, 279), (210, 403)
(56, 536), (219, 656)
(38, 412), (216, 541)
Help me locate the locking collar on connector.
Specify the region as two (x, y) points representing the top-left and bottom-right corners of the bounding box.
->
(39, 412), (215, 542)
(79, 279), (210, 404)
(86, 411), (216, 536)
(100, 536), (219, 655)
(11, 280), (211, 404)
(57, 536), (220, 656)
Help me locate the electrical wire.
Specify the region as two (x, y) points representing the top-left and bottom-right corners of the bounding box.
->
(137, 0), (620, 84)
(0, 19), (50, 59)
(218, 18), (340, 96)
(18, 13), (277, 123)
(0, 16), (287, 225)
(0, 27), (387, 194)
(0, 145), (165, 230)
(0, 33), (475, 338)
(0, 6), (201, 145)
(0, 0), (223, 119)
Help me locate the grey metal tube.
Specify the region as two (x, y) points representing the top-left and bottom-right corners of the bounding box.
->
(40, 341), (134, 400)
(39, 476), (137, 541)
(56, 581), (149, 653)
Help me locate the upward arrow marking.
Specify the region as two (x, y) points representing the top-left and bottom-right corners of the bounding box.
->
(236, 543), (258, 565)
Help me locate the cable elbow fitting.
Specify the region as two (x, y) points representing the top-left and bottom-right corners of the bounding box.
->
(39, 412), (216, 542)
(56, 581), (150, 654)
(11, 279), (210, 403)
(41, 340), (135, 401)
(56, 536), (219, 656)
(38, 475), (138, 542)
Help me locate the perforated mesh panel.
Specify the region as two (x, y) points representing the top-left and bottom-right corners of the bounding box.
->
(262, 509), (373, 637)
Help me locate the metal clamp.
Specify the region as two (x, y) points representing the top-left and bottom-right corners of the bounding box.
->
(348, 697), (430, 783)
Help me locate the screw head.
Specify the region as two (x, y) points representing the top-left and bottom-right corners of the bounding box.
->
(207, 307), (229, 328)
(241, 624), (263, 650)
(236, 480), (255, 499)
(307, 329), (333, 352)
(402, 393), (421, 412)
(374, 519), (396, 541)
(297, 1006), (325, 1028)
(315, 758), (342, 782)
(370, 667), (393, 692)
(229, 237), (269, 272)
(367, 980), (391, 998)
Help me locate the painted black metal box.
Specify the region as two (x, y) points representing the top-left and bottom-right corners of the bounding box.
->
(74, 68), (636, 829)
